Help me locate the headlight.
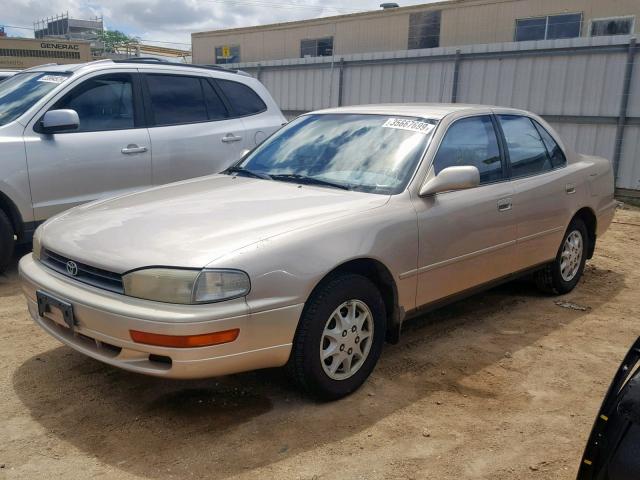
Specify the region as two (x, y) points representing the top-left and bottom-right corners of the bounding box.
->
(32, 226), (43, 261)
(122, 268), (250, 304)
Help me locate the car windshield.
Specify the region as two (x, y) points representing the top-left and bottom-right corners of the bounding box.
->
(235, 113), (437, 194)
(0, 72), (71, 127)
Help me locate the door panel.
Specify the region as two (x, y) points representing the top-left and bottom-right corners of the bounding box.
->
(414, 114), (516, 307)
(497, 115), (571, 270)
(147, 120), (246, 185)
(143, 73), (246, 184)
(413, 184), (516, 306)
(24, 71), (152, 220)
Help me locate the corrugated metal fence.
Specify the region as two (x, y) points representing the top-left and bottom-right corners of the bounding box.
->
(230, 35), (640, 194)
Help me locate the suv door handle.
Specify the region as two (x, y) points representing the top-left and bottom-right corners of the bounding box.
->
(497, 197), (512, 212)
(565, 183), (576, 194)
(121, 144), (147, 154)
(221, 134), (242, 143)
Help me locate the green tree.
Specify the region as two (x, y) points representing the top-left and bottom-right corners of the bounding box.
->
(98, 29), (139, 53)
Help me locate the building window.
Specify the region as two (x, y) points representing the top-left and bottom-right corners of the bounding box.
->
(215, 45), (240, 64)
(300, 37), (333, 58)
(515, 13), (582, 41)
(408, 11), (441, 49)
(590, 16), (635, 36)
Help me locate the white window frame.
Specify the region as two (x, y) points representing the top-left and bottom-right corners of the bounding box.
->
(514, 12), (583, 41)
(588, 15), (636, 37)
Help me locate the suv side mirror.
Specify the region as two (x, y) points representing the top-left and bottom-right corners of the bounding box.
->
(419, 166), (480, 196)
(40, 109), (79, 134)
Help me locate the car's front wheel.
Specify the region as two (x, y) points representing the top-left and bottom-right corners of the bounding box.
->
(535, 217), (589, 294)
(288, 274), (386, 400)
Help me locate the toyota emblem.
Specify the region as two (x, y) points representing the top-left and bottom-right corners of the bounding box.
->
(66, 260), (79, 276)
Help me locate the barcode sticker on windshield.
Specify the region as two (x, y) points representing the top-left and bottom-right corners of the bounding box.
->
(38, 75), (67, 84)
(382, 118), (434, 134)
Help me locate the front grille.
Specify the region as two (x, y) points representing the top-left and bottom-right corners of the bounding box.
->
(41, 249), (124, 294)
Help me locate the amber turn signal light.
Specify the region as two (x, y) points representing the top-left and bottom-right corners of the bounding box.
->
(129, 328), (239, 348)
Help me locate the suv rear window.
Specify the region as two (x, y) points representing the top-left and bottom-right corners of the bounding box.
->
(217, 79), (267, 116)
(146, 74), (208, 126)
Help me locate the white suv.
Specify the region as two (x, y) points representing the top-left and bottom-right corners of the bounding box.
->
(0, 59), (286, 268)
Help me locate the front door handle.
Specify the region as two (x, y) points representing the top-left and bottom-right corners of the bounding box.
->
(566, 183), (576, 194)
(497, 197), (512, 212)
(121, 144), (147, 154)
(221, 134), (242, 143)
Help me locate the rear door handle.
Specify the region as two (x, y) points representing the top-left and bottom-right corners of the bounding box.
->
(497, 197), (512, 212)
(121, 144), (147, 154)
(221, 134), (242, 143)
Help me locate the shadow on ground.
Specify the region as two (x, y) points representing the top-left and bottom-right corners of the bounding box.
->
(12, 266), (624, 479)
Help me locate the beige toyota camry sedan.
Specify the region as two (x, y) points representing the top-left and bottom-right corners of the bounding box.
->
(20, 104), (616, 399)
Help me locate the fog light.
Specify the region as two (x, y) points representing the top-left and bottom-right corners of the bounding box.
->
(129, 329), (239, 348)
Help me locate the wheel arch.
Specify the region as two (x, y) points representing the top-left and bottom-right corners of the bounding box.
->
(572, 207), (597, 259)
(0, 190), (23, 240)
(306, 257), (402, 344)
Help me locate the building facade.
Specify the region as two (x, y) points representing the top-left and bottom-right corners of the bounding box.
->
(0, 37), (91, 69)
(192, 0), (640, 64)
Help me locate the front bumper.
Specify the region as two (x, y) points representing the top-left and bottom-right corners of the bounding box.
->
(19, 254), (303, 379)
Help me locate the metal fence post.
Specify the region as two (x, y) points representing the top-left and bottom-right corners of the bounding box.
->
(255, 63), (262, 81)
(451, 49), (462, 103)
(613, 37), (637, 181)
(338, 57), (345, 107)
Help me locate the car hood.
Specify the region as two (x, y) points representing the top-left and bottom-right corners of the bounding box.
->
(41, 175), (389, 273)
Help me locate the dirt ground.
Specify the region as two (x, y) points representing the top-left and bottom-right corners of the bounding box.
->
(1, 207), (639, 480)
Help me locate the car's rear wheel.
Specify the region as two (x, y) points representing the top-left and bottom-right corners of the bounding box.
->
(0, 210), (14, 271)
(288, 274), (386, 400)
(535, 217), (588, 294)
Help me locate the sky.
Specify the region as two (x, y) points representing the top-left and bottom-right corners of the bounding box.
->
(3, 0), (439, 48)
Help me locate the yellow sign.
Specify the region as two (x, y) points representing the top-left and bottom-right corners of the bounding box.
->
(221, 46), (231, 59)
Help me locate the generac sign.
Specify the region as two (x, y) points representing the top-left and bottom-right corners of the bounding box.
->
(39, 42), (80, 51)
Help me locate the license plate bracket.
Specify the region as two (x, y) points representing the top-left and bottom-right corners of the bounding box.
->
(36, 290), (75, 330)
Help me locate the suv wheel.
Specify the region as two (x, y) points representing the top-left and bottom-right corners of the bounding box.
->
(288, 274), (386, 400)
(535, 217), (588, 295)
(0, 210), (14, 271)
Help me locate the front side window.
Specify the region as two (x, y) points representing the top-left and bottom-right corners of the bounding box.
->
(146, 74), (207, 126)
(300, 37), (333, 57)
(515, 13), (582, 41)
(591, 16), (635, 36)
(53, 73), (134, 132)
(0, 71), (71, 127)
(216, 79), (266, 116)
(235, 114), (437, 194)
(433, 116), (503, 184)
(498, 115), (552, 178)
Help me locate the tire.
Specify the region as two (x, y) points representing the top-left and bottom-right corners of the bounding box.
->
(0, 210), (14, 272)
(535, 217), (589, 295)
(288, 274), (386, 400)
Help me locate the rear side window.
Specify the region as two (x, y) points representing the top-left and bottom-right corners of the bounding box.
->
(217, 79), (267, 116)
(54, 73), (134, 132)
(202, 79), (228, 120)
(533, 121), (566, 168)
(147, 74), (208, 126)
(433, 115), (504, 184)
(498, 115), (552, 178)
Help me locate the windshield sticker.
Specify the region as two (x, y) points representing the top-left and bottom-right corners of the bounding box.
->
(38, 75), (67, 84)
(382, 118), (435, 135)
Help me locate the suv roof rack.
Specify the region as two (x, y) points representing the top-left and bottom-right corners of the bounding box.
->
(112, 57), (240, 74)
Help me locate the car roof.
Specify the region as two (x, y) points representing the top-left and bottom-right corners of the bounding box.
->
(312, 103), (529, 120)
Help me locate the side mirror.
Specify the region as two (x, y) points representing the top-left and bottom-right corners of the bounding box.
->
(40, 109), (79, 134)
(419, 166), (480, 196)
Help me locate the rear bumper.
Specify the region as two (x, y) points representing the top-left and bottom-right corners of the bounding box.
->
(19, 254), (303, 379)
